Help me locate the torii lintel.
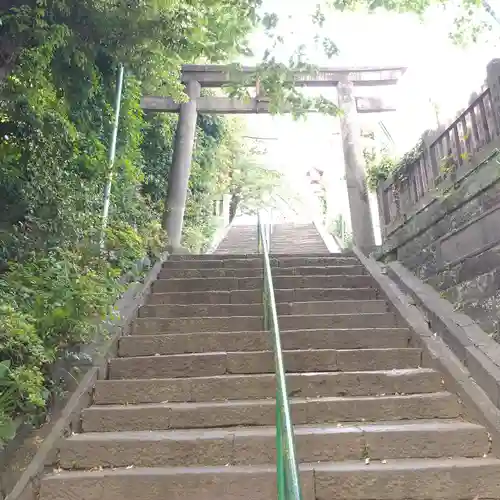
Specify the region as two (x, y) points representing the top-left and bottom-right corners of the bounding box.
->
(180, 64), (407, 87)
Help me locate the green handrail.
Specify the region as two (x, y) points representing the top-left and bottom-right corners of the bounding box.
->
(257, 211), (303, 500)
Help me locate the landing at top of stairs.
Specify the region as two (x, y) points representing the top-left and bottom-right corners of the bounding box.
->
(214, 222), (329, 255)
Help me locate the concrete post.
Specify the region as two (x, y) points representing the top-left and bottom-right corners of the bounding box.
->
(486, 59), (500, 138)
(222, 194), (231, 227)
(163, 80), (201, 250)
(337, 79), (376, 251)
(376, 183), (388, 241)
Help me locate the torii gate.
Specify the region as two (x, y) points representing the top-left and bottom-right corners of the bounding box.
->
(141, 64), (406, 251)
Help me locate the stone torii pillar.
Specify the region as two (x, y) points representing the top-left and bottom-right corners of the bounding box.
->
(338, 79), (375, 251)
(163, 80), (201, 251)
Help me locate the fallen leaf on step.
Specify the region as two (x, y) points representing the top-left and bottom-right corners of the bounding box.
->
(126, 465), (134, 469)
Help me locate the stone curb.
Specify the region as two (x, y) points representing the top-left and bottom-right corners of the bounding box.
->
(312, 219), (341, 254)
(2, 258), (165, 500)
(206, 218), (237, 255)
(385, 261), (500, 408)
(352, 246), (500, 454)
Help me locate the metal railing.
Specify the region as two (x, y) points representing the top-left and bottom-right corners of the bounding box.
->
(257, 211), (303, 500)
(257, 208), (273, 253)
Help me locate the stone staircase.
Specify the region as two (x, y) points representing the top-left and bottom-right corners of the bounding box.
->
(39, 251), (500, 500)
(215, 224), (258, 254)
(214, 222), (328, 255)
(269, 223), (329, 254)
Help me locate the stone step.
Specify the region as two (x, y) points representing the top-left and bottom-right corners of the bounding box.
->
(312, 457), (500, 500)
(148, 287), (379, 305)
(288, 300), (387, 315)
(138, 300), (388, 318)
(158, 265), (367, 279)
(94, 368), (443, 405)
(118, 328), (411, 357)
(169, 253), (349, 261)
(40, 458), (500, 500)
(82, 392), (460, 432)
(108, 348), (422, 379)
(162, 256), (359, 269)
(279, 313), (402, 331)
(163, 258), (264, 269)
(216, 243), (329, 254)
(131, 313), (401, 335)
(272, 266), (365, 276)
(269, 247), (329, 255)
(58, 420), (488, 470)
(139, 302), (264, 318)
(151, 275), (376, 293)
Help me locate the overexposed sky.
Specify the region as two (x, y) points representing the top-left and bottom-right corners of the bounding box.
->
(234, 1), (500, 232)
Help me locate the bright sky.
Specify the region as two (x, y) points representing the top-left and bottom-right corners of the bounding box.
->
(235, 1), (500, 236)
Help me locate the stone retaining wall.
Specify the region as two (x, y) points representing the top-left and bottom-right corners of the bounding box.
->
(376, 141), (500, 335)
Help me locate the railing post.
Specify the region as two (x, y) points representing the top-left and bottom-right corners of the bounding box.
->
(275, 402), (285, 500)
(486, 59), (500, 138)
(257, 213), (262, 254)
(376, 183), (388, 242)
(422, 130), (437, 184)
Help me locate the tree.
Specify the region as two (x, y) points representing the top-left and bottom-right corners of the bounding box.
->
(327, 0), (497, 45)
(0, 0), (260, 93)
(228, 157), (282, 220)
(0, 0), (271, 445)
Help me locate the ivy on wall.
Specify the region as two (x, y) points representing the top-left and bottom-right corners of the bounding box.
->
(365, 139), (424, 191)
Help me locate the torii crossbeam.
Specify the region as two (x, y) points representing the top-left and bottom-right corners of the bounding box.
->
(142, 95), (398, 114)
(151, 64), (406, 251)
(179, 64), (405, 87)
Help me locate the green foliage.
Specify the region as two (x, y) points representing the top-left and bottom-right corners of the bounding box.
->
(225, 59), (341, 118)
(398, 139), (425, 171)
(1, 0), (261, 97)
(211, 121), (284, 220)
(330, 213), (353, 250)
(365, 149), (398, 191)
(0, 0), (268, 447)
(364, 138), (425, 191)
(327, 0), (496, 46)
(228, 158), (282, 218)
(0, 249), (122, 444)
